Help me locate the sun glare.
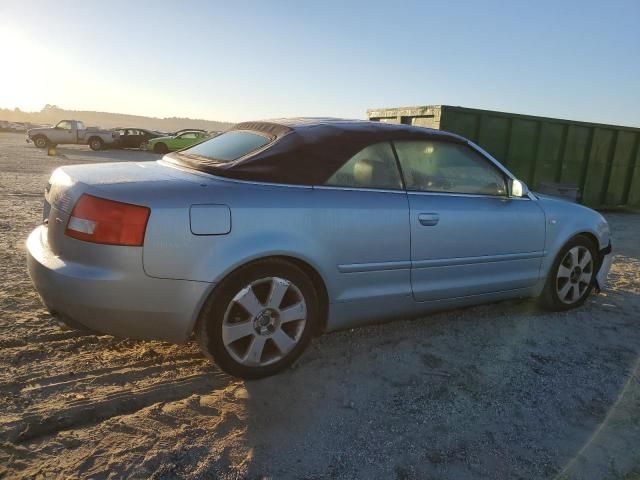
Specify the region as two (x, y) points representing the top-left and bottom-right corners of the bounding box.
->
(0, 24), (108, 113)
(0, 25), (47, 110)
(0, 22), (178, 118)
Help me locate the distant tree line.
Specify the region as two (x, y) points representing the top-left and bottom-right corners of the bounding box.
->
(0, 105), (234, 132)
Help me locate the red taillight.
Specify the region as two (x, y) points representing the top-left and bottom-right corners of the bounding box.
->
(65, 194), (150, 246)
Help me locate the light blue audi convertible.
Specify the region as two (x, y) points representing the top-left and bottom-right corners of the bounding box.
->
(27, 118), (612, 378)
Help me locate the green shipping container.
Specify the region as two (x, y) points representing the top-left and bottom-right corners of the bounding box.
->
(366, 105), (640, 209)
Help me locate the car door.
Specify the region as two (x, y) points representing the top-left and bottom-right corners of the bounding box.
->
(195, 132), (208, 144)
(51, 120), (74, 144)
(393, 139), (546, 302)
(173, 132), (196, 150)
(115, 129), (125, 146)
(312, 141), (412, 309)
(186, 132), (206, 148)
(125, 129), (137, 148)
(130, 129), (145, 148)
(117, 129), (131, 148)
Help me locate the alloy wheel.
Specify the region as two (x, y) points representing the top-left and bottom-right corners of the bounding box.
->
(556, 246), (593, 304)
(222, 277), (307, 367)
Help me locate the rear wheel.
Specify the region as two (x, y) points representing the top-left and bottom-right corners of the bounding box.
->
(539, 235), (597, 311)
(34, 136), (49, 148)
(153, 142), (169, 154)
(88, 137), (104, 151)
(196, 259), (318, 379)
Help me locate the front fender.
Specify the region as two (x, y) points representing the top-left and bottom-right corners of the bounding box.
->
(535, 194), (610, 285)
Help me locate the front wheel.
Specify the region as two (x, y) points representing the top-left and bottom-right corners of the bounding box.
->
(153, 143), (169, 154)
(539, 235), (597, 311)
(196, 259), (318, 379)
(33, 136), (49, 148)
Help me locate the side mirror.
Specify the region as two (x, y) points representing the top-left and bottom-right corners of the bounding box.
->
(509, 179), (529, 198)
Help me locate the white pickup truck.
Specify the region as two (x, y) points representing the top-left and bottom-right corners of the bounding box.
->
(27, 120), (119, 151)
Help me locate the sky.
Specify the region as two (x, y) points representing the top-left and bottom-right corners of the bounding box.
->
(0, 0), (638, 126)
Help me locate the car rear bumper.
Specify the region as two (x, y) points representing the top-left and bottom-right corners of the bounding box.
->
(26, 225), (211, 344)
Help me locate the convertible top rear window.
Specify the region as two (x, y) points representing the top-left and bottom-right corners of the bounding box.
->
(182, 130), (271, 162)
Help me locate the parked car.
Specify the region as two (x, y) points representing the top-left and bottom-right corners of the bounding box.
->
(26, 120), (119, 151)
(146, 130), (208, 153)
(26, 118), (612, 379)
(0, 121), (28, 132)
(115, 128), (167, 150)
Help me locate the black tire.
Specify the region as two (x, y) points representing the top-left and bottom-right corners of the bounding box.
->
(153, 142), (169, 154)
(196, 259), (319, 379)
(88, 137), (104, 151)
(539, 235), (598, 311)
(33, 136), (49, 149)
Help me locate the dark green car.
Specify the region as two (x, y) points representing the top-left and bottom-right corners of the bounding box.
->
(147, 130), (208, 154)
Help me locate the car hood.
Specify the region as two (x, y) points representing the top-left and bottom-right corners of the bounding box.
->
(533, 192), (572, 202)
(534, 192), (592, 212)
(27, 127), (52, 136)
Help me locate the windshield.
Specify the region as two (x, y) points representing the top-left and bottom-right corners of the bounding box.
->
(181, 130), (271, 162)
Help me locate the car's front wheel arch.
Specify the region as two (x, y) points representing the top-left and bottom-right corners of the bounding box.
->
(33, 135), (49, 148)
(539, 233), (599, 310)
(153, 142), (169, 154)
(578, 230), (603, 262)
(543, 230), (602, 280)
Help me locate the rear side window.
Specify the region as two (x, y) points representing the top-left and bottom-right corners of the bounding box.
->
(395, 140), (507, 196)
(183, 130), (270, 162)
(324, 142), (403, 190)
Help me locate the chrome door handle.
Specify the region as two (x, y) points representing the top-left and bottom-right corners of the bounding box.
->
(418, 213), (439, 226)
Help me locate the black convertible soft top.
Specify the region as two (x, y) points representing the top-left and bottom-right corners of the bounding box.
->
(168, 118), (467, 185)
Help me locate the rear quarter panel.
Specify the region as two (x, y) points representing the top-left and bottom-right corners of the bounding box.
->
(137, 175), (410, 306)
(141, 180), (329, 283)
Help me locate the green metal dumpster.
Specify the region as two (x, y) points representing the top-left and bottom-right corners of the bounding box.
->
(367, 105), (640, 209)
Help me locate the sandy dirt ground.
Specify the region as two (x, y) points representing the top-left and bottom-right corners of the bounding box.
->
(0, 131), (639, 479)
